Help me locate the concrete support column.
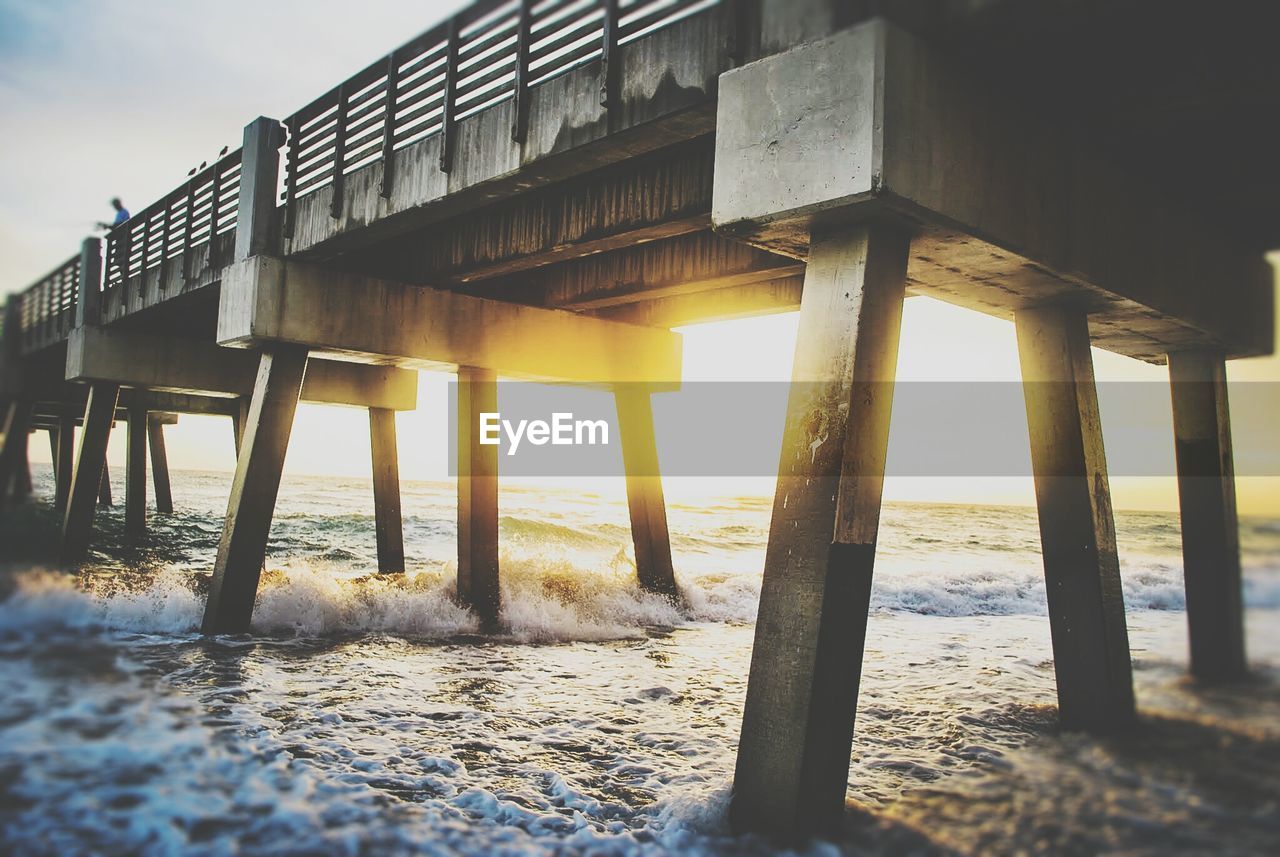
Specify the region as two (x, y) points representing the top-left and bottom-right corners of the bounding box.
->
(148, 415), (174, 514)
(15, 430), (32, 498)
(369, 407), (405, 573)
(54, 416), (74, 513)
(231, 397), (250, 456)
(1015, 305), (1135, 732)
(125, 405), (147, 537)
(731, 224), (909, 837)
(0, 400), (33, 507)
(76, 236), (103, 328)
(1168, 350), (1246, 681)
(457, 366), (500, 628)
(61, 382), (120, 561)
(615, 388), (678, 599)
(99, 460), (113, 507)
(202, 347), (308, 634)
(235, 117), (284, 262)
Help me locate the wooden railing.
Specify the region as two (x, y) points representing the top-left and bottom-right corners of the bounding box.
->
(10, 0), (724, 355)
(103, 148), (243, 293)
(281, 0), (718, 230)
(13, 255), (79, 353)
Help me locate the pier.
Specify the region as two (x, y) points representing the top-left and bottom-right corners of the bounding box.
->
(0, 0), (1274, 840)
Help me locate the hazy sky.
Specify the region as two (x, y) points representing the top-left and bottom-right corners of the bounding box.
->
(0, 0), (467, 288)
(3, 0), (1278, 514)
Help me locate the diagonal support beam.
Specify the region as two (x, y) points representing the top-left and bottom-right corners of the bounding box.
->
(456, 366), (500, 629)
(0, 400), (33, 507)
(1168, 350), (1247, 681)
(61, 383), (120, 561)
(1016, 305), (1135, 732)
(615, 388), (678, 599)
(125, 405), (147, 537)
(731, 225), (909, 837)
(202, 347), (308, 634)
(54, 416), (74, 513)
(369, 407), (405, 574)
(148, 414), (174, 515)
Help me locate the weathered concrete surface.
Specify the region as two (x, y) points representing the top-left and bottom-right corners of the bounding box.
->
(368, 407), (405, 574)
(1016, 306), (1135, 732)
(594, 275), (804, 328)
(283, 7), (731, 260)
(489, 230), (803, 312)
(218, 256), (682, 385)
(149, 414), (174, 515)
(65, 326), (417, 410)
(203, 347), (308, 634)
(61, 382), (119, 561)
(615, 388), (678, 599)
(713, 19), (1274, 362)
(99, 231), (236, 324)
(1169, 350), (1247, 681)
(732, 225), (910, 837)
(456, 366), (500, 628)
(125, 405), (147, 537)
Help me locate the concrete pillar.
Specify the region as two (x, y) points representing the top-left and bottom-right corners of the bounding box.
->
(231, 397), (249, 457)
(98, 460), (113, 507)
(615, 388), (678, 599)
(16, 430), (32, 498)
(369, 407), (405, 574)
(61, 382), (120, 561)
(202, 347), (307, 634)
(47, 428), (59, 478)
(125, 406), (147, 537)
(76, 236), (103, 328)
(1015, 305), (1135, 732)
(148, 415), (174, 514)
(731, 224), (909, 837)
(1168, 350), (1246, 681)
(457, 366), (500, 628)
(54, 416), (74, 513)
(235, 117), (285, 262)
(0, 400), (33, 508)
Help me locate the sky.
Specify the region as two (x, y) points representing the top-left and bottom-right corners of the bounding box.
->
(3, 0), (1279, 515)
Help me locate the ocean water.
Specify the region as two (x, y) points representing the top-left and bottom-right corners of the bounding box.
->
(2, 465), (1279, 855)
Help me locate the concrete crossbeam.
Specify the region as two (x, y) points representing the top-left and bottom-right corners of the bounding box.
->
(65, 326), (418, 410)
(712, 18), (1274, 362)
(217, 255), (682, 386)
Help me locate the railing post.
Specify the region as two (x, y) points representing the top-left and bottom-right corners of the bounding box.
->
(511, 0), (534, 144)
(439, 17), (461, 174)
(157, 195), (173, 287)
(600, 0), (620, 112)
(283, 116), (300, 240)
(330, 85), (349, 219)
(379, 51), (400, 198)
(236, 116), (286, 262)
(137, 216), (151, 296)
(182, 175), (197, 282)
(75, 237), (102, 328)
(208, 161), (224, 268)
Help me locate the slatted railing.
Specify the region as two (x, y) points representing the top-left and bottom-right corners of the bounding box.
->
(10, 0), (723, 352)
(103, 148), (243, 293)
(13, 255), (79, 353)
(282, 0), (718, 229)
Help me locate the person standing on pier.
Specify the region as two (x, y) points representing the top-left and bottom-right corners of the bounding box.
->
(96, 197), (129, 230)
(97, 197), (130, 281)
